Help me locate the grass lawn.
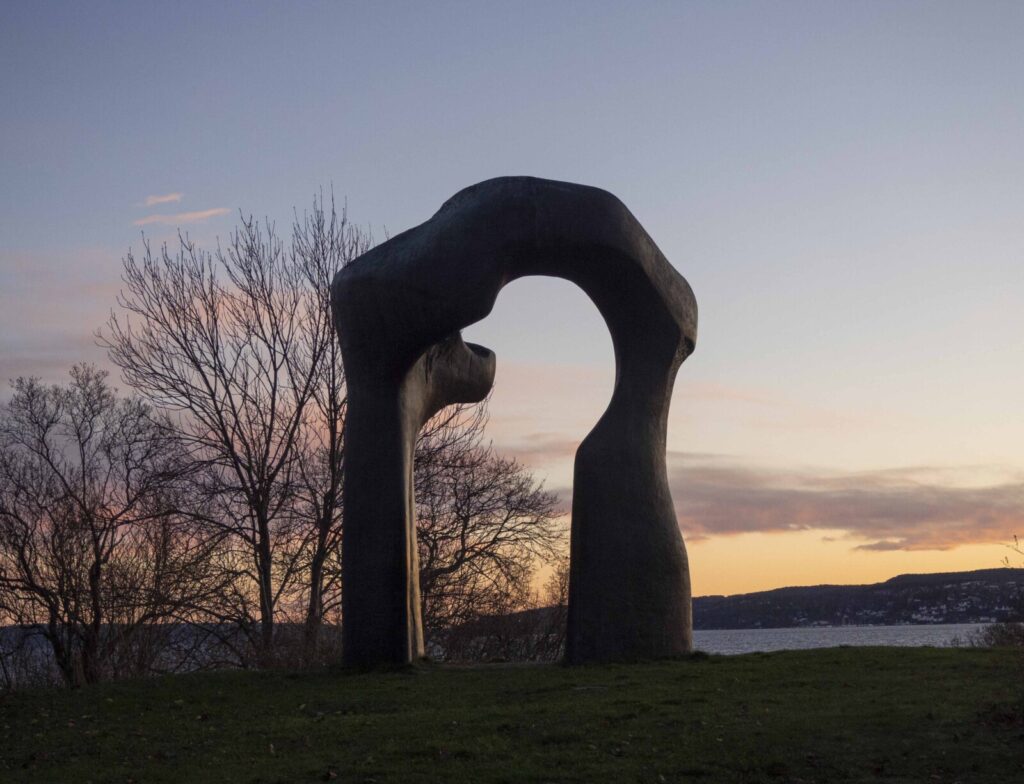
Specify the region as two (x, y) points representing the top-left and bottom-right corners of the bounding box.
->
(1, 647), (1021, 783)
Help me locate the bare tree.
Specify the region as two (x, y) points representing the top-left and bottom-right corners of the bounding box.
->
(289, 195), (370, 661)
(413, 401), (565, 656)
(103, 218), (321, 663)
(103, 196), (368, 665)
(536, 554), (570, 658)
(0, 366), (210, 687)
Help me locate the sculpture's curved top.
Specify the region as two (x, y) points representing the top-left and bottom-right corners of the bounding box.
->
(332, 176), (697, 380)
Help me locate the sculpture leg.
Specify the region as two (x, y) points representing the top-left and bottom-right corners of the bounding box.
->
(340, 335), (495, 667)
(341, 385), (423, 666)
(565, 360), (692, 663)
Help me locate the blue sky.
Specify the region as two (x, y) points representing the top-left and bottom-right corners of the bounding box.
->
(3, 1), (1023, 592)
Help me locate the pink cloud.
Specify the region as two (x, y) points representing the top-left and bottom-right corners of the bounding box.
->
(496, 433), (581, 465)
(666, 454), (1024, 551)
(143, 192), (183, 207)
(134, 208), (231, 227)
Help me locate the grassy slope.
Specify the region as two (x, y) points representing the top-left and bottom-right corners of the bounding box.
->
(1, 648), (1021, 784)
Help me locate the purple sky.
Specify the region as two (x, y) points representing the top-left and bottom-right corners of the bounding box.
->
(3, 1), (1023, 593)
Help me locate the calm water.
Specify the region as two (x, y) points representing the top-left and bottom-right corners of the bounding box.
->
(693, 623), (986, 655)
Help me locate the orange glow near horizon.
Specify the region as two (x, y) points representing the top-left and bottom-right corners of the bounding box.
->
(532, 524), (1014, 599)
(686, 531), (1014, 597)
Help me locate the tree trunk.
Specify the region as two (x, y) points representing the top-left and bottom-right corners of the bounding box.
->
(256, 513), (275, 667)
(83, 557), (105, 684)
(303, 521), (329, 666)
(303, 576), (323, 664)
(47, 616), (77, 688)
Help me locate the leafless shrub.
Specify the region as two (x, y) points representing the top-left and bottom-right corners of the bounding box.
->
(0, 366), (215, 687)
(439, 557), (569, 662)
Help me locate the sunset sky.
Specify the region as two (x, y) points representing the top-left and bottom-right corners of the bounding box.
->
(3, 1), (1022, 596)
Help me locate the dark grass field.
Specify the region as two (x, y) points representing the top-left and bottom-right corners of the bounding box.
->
(1, 647), (1021, 783)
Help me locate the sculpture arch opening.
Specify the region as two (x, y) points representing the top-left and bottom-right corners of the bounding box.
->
(459, 275), (616, 645)
(460, 274), (615, 475)
(331, 176), (697, 666)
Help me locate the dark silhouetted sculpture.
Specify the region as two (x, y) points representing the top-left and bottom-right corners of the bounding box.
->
(331, 176), (697, 666)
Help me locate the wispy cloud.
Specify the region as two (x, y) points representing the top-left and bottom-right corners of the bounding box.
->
(134, 208), (231, 227)
(143, 192), (183, 207)
(0, 248), (123, 387)
(538, 452), (1024, 552)
(665, 454), (1024, 551)
(497, 433), (581, 465)
(0, 334), (111, 390)
(680, 381), (776, 406)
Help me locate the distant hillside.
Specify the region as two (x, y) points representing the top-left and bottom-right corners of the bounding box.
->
(693, 568), (1024, 629)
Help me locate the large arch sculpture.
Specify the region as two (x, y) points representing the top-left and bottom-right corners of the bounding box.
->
(331, 176), (697, 666)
